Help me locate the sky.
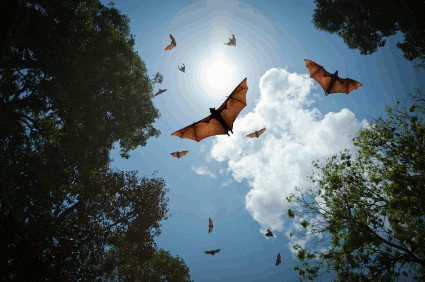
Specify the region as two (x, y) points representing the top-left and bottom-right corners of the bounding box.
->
(99, 0), (425, 281)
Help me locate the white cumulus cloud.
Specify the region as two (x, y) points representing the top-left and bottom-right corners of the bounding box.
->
(208, 68), (368, 243)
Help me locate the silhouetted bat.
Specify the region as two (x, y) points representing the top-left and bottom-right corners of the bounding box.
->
(275, 253), (281, 266)
(205, 249), (221, 255)
(170, 150), (189, 158)
(155, 89), (167, 96)
(224, 34), (236, 46)
(164, 34), (176, 51)
(178, 63), (185, 73)
(208, 217), (213, 234)
(247, 128), (266, 138)
(304, 59), (362, 96)
(265, 229), (274, 237)
(171, 78), (248, 142)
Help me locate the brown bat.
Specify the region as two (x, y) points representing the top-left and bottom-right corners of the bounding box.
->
(155, 89), (167, 96)
(164, 34), (176, 51)
(265, 229), (274, 237)
(304, 59), (362, 96)
(171, 78), (248, 142)
(205, 249), (221, 255)
(178, 63), (185, 73)
(247, 128), (266, 138)
(208, 217), (213, 234)
(275, 253), (281, 266)
(170, 150), (189, 158)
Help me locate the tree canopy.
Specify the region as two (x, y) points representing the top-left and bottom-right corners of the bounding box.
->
(0, 0), (193, 281)
(312, 0), (425, 71)
(287, 88), (425, 281)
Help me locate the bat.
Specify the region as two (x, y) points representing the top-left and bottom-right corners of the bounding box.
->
(304, 59), (362, 96)
(170, 150), (189, 158)
(224, 34), (236, 46)
(178, 63), (185, 73)
(155, 89), (167, 96)
(247, 128), (266, 138)
(208, 217), (213, 234)
(265, 229), (274, 237)
(171, 78), (248, 142)
(164, 34), (176, 51)
(275, 253), (281, 266)
(205, 249), (221, 255)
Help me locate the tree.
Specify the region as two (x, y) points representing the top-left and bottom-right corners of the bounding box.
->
(1, 0), (163, 160)
(286, 88), (425, 281)
(311, 0), (425, 71)
(1, 0), (174, 280)
(101, 248), (194, 282)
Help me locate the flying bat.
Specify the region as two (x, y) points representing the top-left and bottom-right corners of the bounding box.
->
(208, 217), (213, 234)
(304, 59), (362, 96)
(225, 34), (236, 46)
(171, 78), (248, 142)
(170, 150), (189, 158)
(178, 63), (185, 73)
(247, 128), (266, 138)
(275, 253), (281, 266)
(164, 34), (176, 51)
(205, 249), (221, 255)
(265, 229), (274, 237)
(155, 89), (167, 96)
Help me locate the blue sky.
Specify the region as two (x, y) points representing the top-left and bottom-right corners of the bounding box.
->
(100, 0), (425, 281)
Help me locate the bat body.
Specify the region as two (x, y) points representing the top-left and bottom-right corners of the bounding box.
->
(170, 150), (189, 158)
(208, 217), (214, 234)
(205, 249), (221, 255)
(265, 229), (274, 237)
(171, 78), (248, 142)
(164, 34), (176, 51)
(225, 34), (236, 46)
(304, 59), (362, 96)
(155, 89), (167, 96)
(247, 128), (266, 138)
(178, 63), (185, 73)
(276, 253), (281, 266)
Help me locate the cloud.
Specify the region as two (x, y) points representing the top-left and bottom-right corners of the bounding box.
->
(191, 166), (216, 178)
(220, 179), (233, 187)
(207, 68), (367, 239)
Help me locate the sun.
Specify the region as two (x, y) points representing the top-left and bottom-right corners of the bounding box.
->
(199, 51), (237, 94)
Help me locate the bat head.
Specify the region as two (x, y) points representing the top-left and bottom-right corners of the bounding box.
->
(209, 107), (216, 113)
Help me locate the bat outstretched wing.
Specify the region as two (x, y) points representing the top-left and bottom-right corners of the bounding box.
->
(328, 77), (362, 95)
(170, 150), (189, 158)
(208, 217), (213, 234)
(304, 59), (333, 93)
(171, 78), (248, 142)
(247, 128), (266, 138)
(164, 34), (176, 50)
(205, 249), (221, 255)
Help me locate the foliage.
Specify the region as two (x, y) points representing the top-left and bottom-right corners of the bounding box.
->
(286, 88), (425, 281)
(1, 0), (163, 160)
(102, 248), (194, 282)
(312, 0), (425, 71)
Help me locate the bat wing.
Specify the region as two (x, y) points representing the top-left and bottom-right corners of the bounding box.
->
(171, 78), (248, 142)
(170, 152), (178, 158)
(155, 89), (167, 96)
(276, 253), (281, 266)
(328, 77), (362, 95)
(213, 249), (221, 255)
(180, 150), (189, 157)
(208, 217), (213, 234)
(164, 34), (176, 50)
(205, 251), (212, 255)
(304, 59), (333, 93)
(217, 78), (248, 130)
